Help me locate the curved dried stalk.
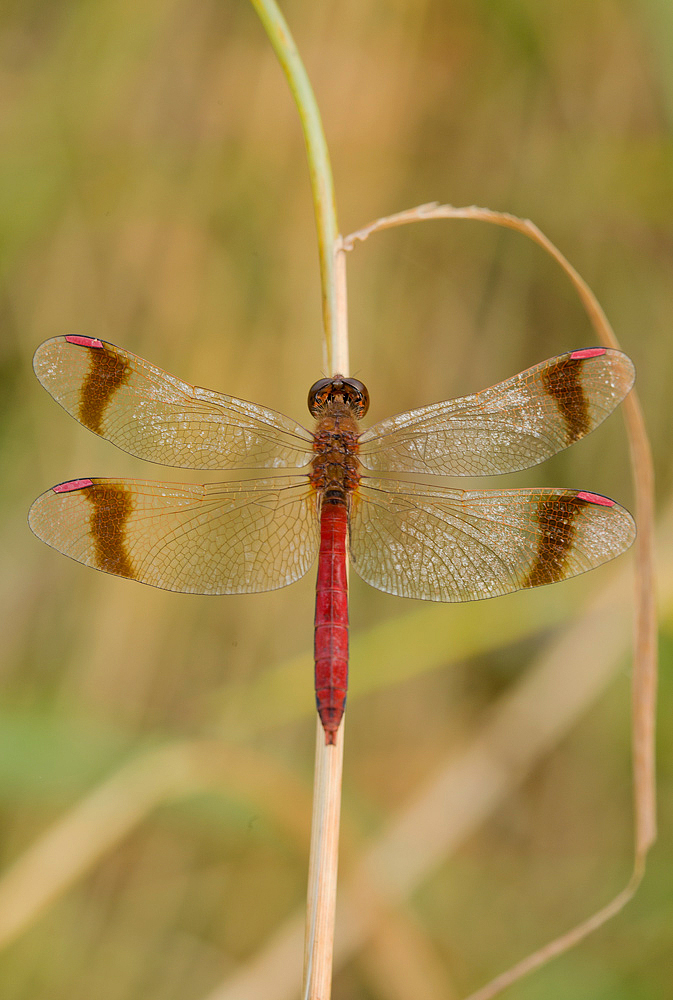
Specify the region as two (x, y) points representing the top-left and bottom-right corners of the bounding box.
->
(343, 204), (657, 998)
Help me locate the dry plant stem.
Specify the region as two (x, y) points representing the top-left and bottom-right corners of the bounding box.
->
(463, 875), (643, 1000)
(344, 202), (656, 851)
(302, 247), (350, 1000)
(248, 4), (348, 998)
(303, 718), (346, 1000)
(346, 204), (657, 998)
(333, 242), (350, 373)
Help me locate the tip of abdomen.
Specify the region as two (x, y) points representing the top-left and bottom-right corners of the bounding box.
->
(317, 697), (345, 745)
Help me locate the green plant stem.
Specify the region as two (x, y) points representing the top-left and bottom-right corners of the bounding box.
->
(248, 0), (340, 373)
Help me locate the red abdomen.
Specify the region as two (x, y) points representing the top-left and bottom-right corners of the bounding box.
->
(314, 502), (349, 744)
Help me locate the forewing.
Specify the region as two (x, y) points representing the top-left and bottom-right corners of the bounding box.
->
(350, 478), (635, 602)
(359, 348), (634, 476)
(33, 337), (315, 470)
(29, 477), (319, 595)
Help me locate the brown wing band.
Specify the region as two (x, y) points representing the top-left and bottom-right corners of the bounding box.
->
(77, 342), (131, 435)
(82, 483), (135, 579)
(524, 493), (590, 588)
(541, 355), (591, 444)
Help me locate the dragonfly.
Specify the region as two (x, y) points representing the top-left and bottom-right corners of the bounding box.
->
(29, 337), (636, 743)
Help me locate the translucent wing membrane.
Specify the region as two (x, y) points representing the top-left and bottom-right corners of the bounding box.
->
(359, 348), (634, 476)
(33, 337), (315, 471)
(350, 478), (635, 602)
(29, 477), (319, 595)
(31, 340), (636, 610)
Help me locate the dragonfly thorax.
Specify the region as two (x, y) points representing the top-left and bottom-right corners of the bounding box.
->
(309, 406), (362, 505)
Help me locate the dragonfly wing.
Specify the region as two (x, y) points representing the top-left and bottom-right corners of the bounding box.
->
(350, 478), (635, 602)
(33, 337), (315, 470)
(359, 348), (634, 475)
(29, 476), (319, 594)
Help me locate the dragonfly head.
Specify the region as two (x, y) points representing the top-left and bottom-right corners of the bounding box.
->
(308, 376), (369, 419)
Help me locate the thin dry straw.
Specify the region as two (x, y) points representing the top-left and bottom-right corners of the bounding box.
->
(301, 258), (350, 1000)
(302, 720), (345, 1000)
(345, 203), (657, 998)
(247, 3), (349, 999)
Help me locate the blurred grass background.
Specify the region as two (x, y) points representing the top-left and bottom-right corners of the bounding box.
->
(0, 0), (671, 997)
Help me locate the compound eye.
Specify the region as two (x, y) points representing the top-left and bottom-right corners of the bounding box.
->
(341, 378), (369, 418)
(308, 378), (334, 416)
(307, 375), (370, 418)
